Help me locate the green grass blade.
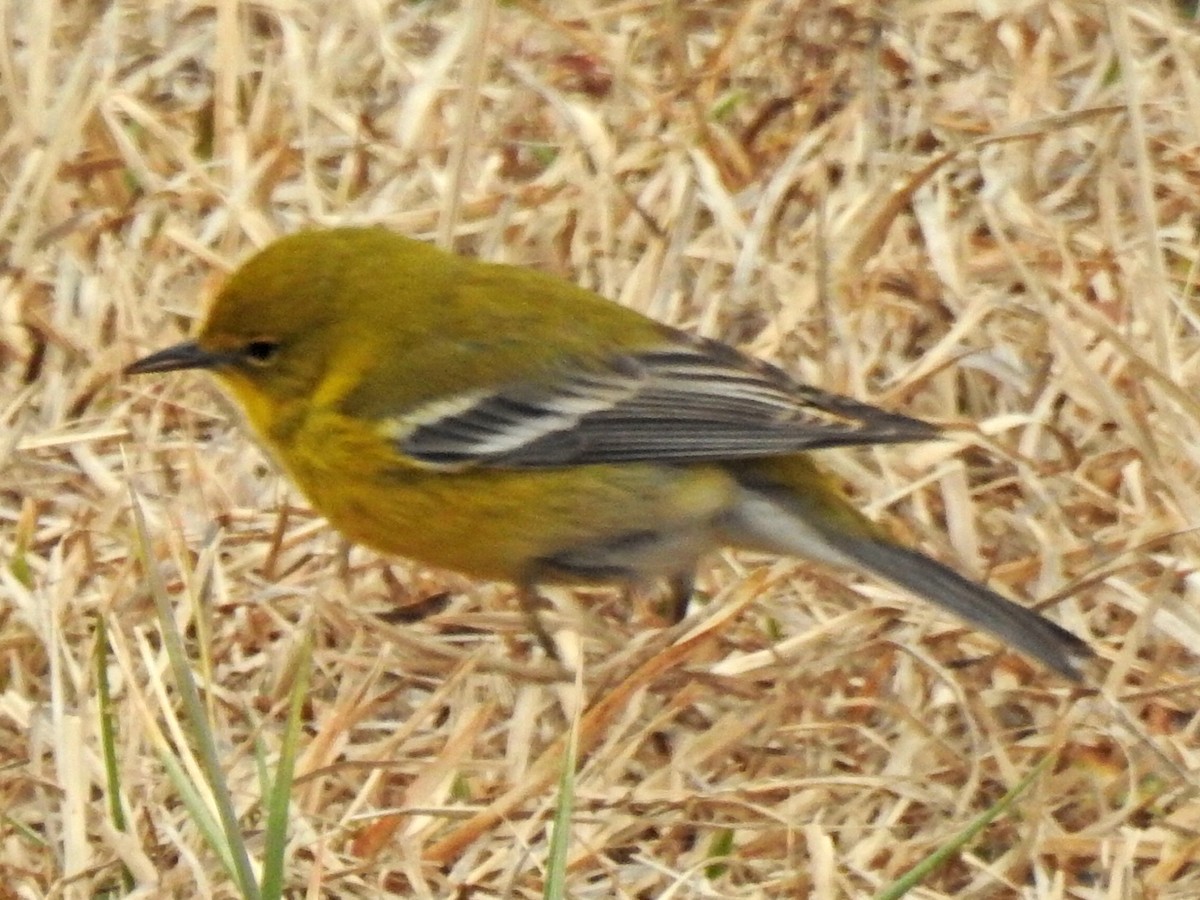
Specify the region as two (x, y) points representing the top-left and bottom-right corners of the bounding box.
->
(543, 680), (581, 900)
(258, 633), (312, 900)
(94, 616), (135, 893)
(874, 754), (1056, 900)
(128, 485), (262, 900)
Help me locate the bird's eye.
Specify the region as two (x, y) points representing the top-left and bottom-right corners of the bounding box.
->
(243, 339), (280, 366)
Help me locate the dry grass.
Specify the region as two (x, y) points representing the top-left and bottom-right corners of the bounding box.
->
(3, 1), (1200, 897)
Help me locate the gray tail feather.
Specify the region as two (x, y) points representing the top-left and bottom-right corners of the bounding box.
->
(825, 534), (1091, 681)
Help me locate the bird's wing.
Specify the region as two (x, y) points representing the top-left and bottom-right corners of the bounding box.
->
(387, 336), (939, 469)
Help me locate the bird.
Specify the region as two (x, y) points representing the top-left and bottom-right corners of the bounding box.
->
(125, 226), (1092, 680)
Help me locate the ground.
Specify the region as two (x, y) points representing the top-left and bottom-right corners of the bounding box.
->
(2, 2), (1199, 897)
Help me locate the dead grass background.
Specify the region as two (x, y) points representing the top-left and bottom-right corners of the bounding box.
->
(3, 1), (1200, 897)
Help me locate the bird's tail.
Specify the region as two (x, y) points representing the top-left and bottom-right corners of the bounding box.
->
(724, 456), (1092, 681)
(811, 531), (1090, 680)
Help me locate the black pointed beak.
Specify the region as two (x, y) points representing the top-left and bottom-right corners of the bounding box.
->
(125, 340), (228, 375)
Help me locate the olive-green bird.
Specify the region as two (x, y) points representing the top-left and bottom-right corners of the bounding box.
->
(127, 227), (1092, 680)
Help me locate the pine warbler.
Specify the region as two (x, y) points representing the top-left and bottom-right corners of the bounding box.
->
(126, 227), (1091, 680)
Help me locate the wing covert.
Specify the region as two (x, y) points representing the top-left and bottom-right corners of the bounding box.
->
(387, 337), (939, 469)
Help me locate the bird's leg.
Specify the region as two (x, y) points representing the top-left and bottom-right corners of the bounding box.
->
(666, 571), (697, 624)
(516, 582), (561, 659)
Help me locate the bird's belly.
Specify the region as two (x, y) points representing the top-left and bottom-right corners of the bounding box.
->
(293, 455), (737, 586)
